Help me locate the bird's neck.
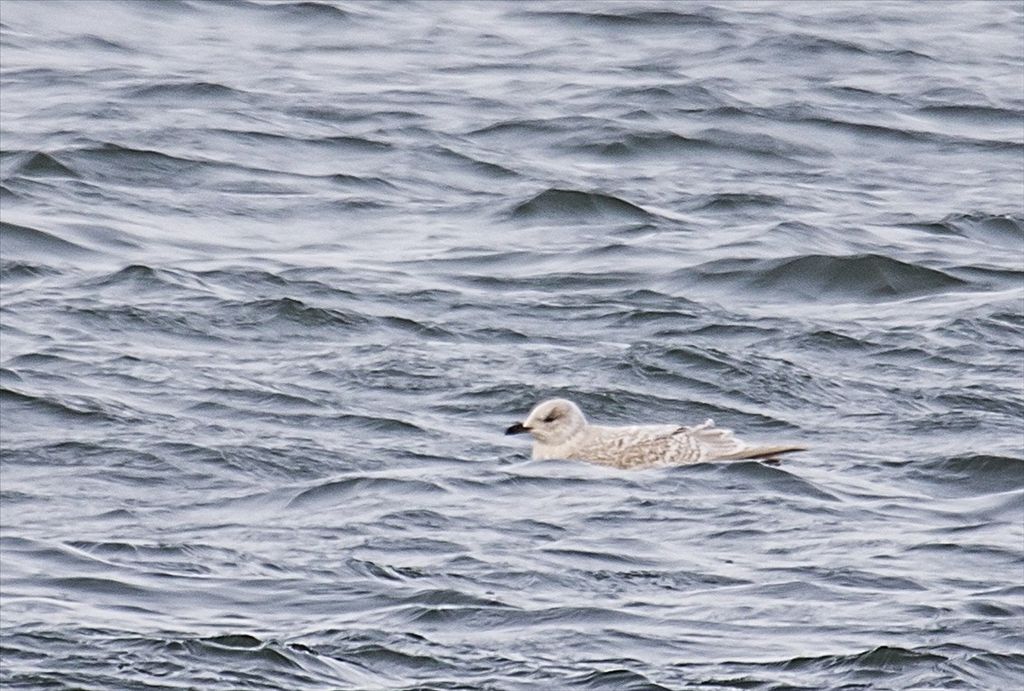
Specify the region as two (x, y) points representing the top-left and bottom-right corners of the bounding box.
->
(532, 424), (587, 460)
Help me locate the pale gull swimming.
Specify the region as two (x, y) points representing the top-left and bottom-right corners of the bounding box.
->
(505, 398), (805, 469)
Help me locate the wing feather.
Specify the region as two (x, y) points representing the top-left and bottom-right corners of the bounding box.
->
(572, 419), (804, 468)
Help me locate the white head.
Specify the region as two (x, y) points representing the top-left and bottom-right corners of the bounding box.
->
(505, 398), (588, 446)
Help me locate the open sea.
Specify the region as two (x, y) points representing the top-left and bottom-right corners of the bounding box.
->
(1, 1), (1022, 689)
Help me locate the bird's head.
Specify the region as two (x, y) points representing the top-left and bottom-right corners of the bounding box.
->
(505, 398), (588, 446)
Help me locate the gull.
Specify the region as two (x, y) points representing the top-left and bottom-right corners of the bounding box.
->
(505, 398), (805, 469)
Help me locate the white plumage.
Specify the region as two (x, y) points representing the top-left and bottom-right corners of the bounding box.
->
(505, 398), (804, 469)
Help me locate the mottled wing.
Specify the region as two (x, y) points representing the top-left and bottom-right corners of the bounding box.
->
(670, 419), (804, 462)
(570, 420), (802, 468)
(574, 424), (708, 468)
(678, 419), (749, 461)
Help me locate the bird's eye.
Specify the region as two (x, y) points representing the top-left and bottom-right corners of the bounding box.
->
(543, 412), (559, 423)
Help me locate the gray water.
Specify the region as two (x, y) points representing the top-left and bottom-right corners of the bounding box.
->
(1, 1), (1022, 689)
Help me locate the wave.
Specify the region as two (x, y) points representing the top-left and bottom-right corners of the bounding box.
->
(509, 188), (653, 223)
(41, 575), (153, 599)
(750, 33), (934, 61)
(77, 264), (206, 294)
(55, 34), (135, 54)
(2, 150), (80, 178)
(568, 667), (669, 690)
(690, 253), (969, 301)
(448, 269), (645, 293)
(209, 128), (393, 153)
(52, 288), (365, 336)
(565, 129), (815, 162)
(912, 454), (1024, 496)
(719, 461), (840, 501)
(801, 115), (1021, 149)
(518, 8), (726, 29)
(190, 386), (326, 416)
(688, 192), (785, 212)
(0, 221), (96, 259)
(0, 386), (120, 423)
(232, 296), (367, 329)
(902, 213), (1023, 248)
(426, 145), (521, 179)
(916, 103), (1024, 122)
(287, 476), (446, 510)
(62, 142), (207, 188)
(255, 0), (353, 23)
(778, 645), (954, 675)
(183, 632), (373, 687)
(468, 115), (612, 138)
(683, 128), (820, 159)
(125, 80), (248, 101)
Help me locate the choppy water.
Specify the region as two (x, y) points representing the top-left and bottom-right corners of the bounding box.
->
(2, 1), (1022, 688)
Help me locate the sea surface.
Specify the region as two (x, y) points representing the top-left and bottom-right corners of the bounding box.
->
(1, 1), (1022, 689)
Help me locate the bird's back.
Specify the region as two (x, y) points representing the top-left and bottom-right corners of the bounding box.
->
(559, 420), (801, 469)
(568, 423), (706, 468)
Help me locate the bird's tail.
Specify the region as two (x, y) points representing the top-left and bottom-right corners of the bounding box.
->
(719, 444), (807, 461)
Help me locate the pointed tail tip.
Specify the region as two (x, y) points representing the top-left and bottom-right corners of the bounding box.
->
(724, 445), (808, 461)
